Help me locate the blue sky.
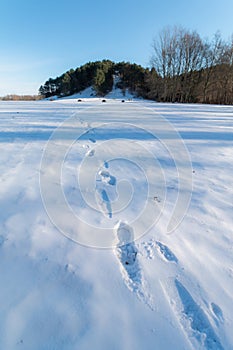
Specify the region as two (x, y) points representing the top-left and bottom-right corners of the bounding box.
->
(0, 0), (233, 95)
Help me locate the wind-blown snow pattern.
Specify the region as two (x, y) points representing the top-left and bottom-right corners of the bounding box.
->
(0, 98), (232, 349)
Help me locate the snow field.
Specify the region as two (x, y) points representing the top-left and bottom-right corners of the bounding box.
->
(0, 99), (232, 349)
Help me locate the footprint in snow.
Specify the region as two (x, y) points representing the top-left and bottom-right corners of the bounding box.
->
(115, 222), (153, 309)
(86, 149), (95, 157)
(98, 170), (116, 186)
(175, 279), (224, 350)
(96, 189), (112, 218)
(156, 241), (178, 263)
(211, 302), (224, 324)
(95, 166), (117, 218)
(88, 137), (96, 143)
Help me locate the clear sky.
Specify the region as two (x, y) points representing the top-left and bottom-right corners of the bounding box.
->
(0, 0), (233, 95)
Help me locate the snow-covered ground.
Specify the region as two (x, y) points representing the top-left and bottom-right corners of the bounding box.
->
(53, 81), (135, 101)
(0, 99), (232, 349)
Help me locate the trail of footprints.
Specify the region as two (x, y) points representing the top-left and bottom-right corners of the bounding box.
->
(141, 238), (225, 349)
(86, 143), (225, 348)
(96, 164), (116, 219)
(91, 152), (154, 308)
(144, 239), (225, 349)
(84, 131), (116, 219)
(115, 225), (225, 348)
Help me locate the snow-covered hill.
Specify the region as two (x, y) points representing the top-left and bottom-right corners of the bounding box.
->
(59, 85), (135, 101)
(51, 75), (137, 101)
(0, 98), (232, 349)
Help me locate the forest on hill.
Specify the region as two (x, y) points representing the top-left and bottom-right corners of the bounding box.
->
(39, 60), (147, 99)
(39, 27), (233, 105)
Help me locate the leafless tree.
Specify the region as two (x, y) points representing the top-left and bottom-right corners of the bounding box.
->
(151, 26), (205, 102)
(150, 27), (233, 104)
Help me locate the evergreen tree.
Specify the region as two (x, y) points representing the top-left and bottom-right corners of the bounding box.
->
(93, 69), (106, 95)
(60, 73), (71, 96)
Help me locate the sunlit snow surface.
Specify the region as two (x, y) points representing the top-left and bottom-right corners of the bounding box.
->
(0, 98), (232, 349)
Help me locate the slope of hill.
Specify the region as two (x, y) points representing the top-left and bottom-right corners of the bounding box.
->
(60, 85), (136, 101)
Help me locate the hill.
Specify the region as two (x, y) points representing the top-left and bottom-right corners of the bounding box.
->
(39, 60), (148, 99)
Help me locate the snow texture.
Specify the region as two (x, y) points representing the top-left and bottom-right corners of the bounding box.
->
(0, 98), (232, 349)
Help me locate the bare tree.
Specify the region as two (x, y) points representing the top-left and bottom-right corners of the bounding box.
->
(201, 32), (226, 103)
(151, 26), (205, 102)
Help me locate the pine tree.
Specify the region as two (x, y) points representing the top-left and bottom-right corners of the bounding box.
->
(60, 73), (71, 96)
(93, 68), (106, 95)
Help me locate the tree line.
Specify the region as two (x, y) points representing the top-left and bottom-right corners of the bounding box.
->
(39, 27), (233, 105)
(0, 94), (43, 101)
(148, 26), (233, 104)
